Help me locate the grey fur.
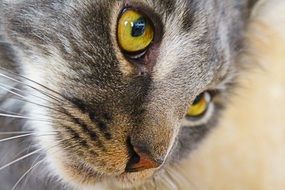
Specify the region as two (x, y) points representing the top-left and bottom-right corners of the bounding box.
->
(0, 0), (257, 189)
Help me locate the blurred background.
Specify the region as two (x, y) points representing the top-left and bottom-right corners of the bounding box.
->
(173, 0), (285, 189)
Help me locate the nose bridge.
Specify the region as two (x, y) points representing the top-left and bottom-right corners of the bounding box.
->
(124, 79), (181, 172)
(130, 113), (175, 164)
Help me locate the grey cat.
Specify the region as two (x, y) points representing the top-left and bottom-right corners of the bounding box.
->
(0, 0), (256, 189)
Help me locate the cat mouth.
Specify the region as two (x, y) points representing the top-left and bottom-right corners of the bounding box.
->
(92, 163), (156, 187)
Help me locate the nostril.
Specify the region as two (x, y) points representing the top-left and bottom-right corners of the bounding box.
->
(126, 138), (140, 172)
(126, 152), (141, 172)
(126, 138), (161, 173)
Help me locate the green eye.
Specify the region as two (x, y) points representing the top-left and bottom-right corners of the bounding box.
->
(117, 9), (154, 53)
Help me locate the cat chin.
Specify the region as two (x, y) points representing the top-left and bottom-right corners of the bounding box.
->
(62, 163), (155, 189)
(56, 165), (155, 190)
(110, 170), (155, 189)
(43, 148), (155, 189)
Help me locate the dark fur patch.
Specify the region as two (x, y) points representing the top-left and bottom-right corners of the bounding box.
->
(63, 110), (106, 150)
(65, 126), (90, 148)
(156, 0), (176, 15)
(181, 0), (196, 32)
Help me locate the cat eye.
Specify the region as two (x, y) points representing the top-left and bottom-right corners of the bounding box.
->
(117, 9), (154, 55)
(187, 92), (211, 118)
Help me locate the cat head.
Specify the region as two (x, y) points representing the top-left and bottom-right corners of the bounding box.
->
(2, 0), (255, 188)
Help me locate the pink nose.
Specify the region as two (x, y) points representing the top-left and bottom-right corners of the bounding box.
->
(126, 146), (162, 173)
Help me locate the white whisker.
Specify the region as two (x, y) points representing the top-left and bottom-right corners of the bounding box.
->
(11, 138), (76, 190)
(0, 131), (60, 135)
(0, 112), (77, 126)
(20, 141), (77, 189)
(0, 85), (64, 114)
(0, 133), (56, 143)
(166, 166), (200, 190)
(0, 85), (26, 99)
(0, 82), (64, 108)
(161, 170), (179, 190)
(0, 106), (64, 119)
(0, 71), (64, 103)
(0, 148), (43, 172)
(0, 108), (24, 116)
(0, 138), (69, 172)
(0, 113), (52, 122)
(11, 159), (46, 190)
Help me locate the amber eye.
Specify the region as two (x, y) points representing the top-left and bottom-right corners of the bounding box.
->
(117, 9), (154, 53)
(187, 92), (211, 118)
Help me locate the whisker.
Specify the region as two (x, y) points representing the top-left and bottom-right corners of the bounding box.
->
(166, 165), (200, 190)
(0, 113), (54, 122)
(0, 85), (26, 99)
(0, 131), (34, 135)
(0, 71), (87, 127)
(0, 69), (69, 104)
(0, 148), (43, 172)
(0, 131), (61, 135)
(11, 158), (45, 190)
(0, 137), (70, 172)
(0, 93), (78, 126)
(12, 142), (43, 163)
(0, 91), (66, 123)
(140, 180), (154, 190)
(0, 112), (76, 126)
(0, 70), (64, 103)
(0, 85), (66, 115)
(0, 82), (63, 108)
(11, 137), (78, 190)
(19, 153), (44, 189)
(0, 133), (56, 143)
(10, 133), (67, 167)
(0, 105), (66, 121)
(0, 108), (24, 116)
(161, 170), (179, 190)
(23, 145), (79, 190)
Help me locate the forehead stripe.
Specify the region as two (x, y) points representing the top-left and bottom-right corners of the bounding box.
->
(155, 0), (176, 15)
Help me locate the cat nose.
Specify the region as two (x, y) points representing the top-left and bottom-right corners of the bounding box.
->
(125, 145), (163, 173)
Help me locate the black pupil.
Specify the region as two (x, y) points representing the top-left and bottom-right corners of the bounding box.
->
(131, 17), (146, 37)
(193, 93), (204, 105)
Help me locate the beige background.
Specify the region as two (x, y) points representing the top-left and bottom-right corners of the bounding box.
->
(175, 0), (285, 189)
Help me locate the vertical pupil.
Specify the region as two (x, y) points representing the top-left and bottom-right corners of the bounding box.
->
(131, 17), (146, 37)
(193, 94), (203, 105)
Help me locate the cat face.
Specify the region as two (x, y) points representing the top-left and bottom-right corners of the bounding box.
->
(2, 0), (252, 188)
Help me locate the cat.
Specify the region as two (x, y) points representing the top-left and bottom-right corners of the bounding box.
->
(0, 0), (257, 189)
